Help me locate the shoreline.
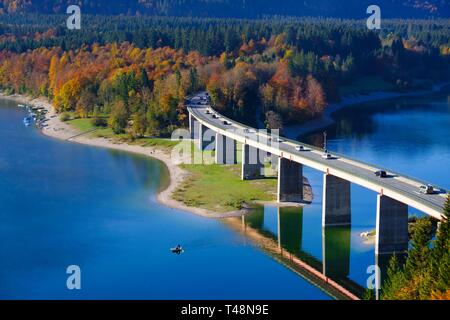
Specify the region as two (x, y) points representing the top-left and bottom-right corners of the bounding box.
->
(284, 82), (450, 139)
(0, 93), (241, 219)
(0, 92), (301, 219)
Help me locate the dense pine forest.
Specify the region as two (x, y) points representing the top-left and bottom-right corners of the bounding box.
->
(1, 0), (450, 18)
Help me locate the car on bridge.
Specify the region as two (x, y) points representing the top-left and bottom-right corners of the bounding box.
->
(322, 152), (333, 159)
(419, 185), (434, 195)
(295, 145), (307, 152)
(375, 170), (388, 178)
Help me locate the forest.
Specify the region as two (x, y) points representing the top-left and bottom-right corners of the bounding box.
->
(0, 15), (449, 135)
(0, 0), (449, 18)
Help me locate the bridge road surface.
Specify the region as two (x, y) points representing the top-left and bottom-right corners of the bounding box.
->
(187, 93), (447, 221)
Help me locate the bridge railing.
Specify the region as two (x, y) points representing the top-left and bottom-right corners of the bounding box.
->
(194, 105), (447, 193)
(280, 135), (447, 189)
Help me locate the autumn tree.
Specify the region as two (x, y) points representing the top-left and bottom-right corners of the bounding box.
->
(108, 100), (129, 134)
(76, 89), (97, 118)
(131, 112), (147, 138)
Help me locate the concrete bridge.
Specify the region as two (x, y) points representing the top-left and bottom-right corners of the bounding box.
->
(186, 92), (447, 256)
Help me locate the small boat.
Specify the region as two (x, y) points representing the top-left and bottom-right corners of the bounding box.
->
(170, 245), (184, 255)
(18, 104), (25, 108)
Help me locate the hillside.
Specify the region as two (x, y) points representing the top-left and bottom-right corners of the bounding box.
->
(0, 0), (449, 18)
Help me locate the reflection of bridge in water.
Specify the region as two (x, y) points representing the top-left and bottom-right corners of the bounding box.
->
(223, 206), (390, 300)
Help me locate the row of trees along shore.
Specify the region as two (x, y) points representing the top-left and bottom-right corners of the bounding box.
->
(0, 15), (449, 136)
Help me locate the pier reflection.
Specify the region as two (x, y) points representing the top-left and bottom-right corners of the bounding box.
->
(225, 205), (363, 299)
(322, 226), (351, 279)
(278, 207), (303, 254)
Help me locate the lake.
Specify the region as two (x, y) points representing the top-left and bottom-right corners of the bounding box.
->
(1, 90), (448, 299)
(0, 98), (329, 300)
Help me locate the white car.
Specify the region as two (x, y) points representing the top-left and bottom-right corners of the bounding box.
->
(322, 153), (332, 159)
(295, 145), (306, 152)
(419, 185), (434, 195)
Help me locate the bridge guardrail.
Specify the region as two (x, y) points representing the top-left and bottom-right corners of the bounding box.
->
(194, 105), (448, 191)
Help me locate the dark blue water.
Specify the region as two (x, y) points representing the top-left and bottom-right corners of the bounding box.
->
(0, 99), (329, 300)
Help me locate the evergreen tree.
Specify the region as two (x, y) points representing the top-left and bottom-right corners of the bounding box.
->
(430, 195), (450, 293)
(188, 68), (199, 94)
(381, 254), (406, 300)
(139, 68), (151, 90)
(405, 218), (432, 278)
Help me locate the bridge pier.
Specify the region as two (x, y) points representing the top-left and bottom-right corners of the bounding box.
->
(216, 133), (237, 164)
(241, 144), (264, 180)
(198, 123), (211, 150)
(376, 195), (409, 255)
(277, 158), (303, 203)
(322, 174), (351, 227)
(270, 154), (279, 172)
(189, 113), (199, 140)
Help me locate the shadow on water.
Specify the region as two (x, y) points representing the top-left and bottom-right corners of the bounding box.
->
(107, 149), (170, 193)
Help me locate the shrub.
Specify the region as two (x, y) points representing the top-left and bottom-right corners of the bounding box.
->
(91, 117), (107, 127)
(59, 112), (71, 122)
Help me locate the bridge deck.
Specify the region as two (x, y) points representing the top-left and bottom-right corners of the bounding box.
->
(187, 95), (447, 220)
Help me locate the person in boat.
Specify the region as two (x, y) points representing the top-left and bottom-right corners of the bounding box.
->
(172, 244), (183, 254)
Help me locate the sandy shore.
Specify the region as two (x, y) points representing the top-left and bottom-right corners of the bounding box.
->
(1, 92), (257, 219)
(284, 82), (450, 139)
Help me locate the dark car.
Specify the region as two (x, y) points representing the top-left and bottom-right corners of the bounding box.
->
(375, 170), (387, 178)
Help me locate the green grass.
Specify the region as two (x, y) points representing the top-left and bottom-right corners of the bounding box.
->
(173, 164), (277, 213)
(67, 117), (96, 132)
(339, 76), (397, 97)
(67, 117), (178, 149)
